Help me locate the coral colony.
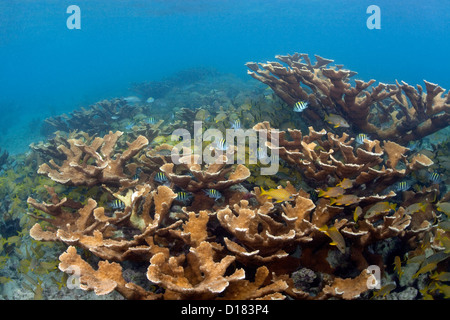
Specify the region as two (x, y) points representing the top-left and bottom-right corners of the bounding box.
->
(1, 53), (449, 300)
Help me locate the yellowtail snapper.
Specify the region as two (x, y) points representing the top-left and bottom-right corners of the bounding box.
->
(293, 101), (308, 112)
(110, 199), (125, 210)
(203, 189), (222, 200)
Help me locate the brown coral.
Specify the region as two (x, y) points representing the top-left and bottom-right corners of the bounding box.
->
(247, 53), (450, 144)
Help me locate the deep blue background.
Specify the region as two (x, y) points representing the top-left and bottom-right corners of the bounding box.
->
(0, 0), (449, 153)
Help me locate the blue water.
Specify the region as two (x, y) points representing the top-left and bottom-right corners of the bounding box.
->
(0, 0), (449, 154)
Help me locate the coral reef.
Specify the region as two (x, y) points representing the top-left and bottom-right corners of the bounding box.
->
(1, 65), (448, 301)
(247, 53), (450, 144)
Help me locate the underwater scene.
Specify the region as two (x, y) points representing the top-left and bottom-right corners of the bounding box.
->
(0, 0), (449, 302)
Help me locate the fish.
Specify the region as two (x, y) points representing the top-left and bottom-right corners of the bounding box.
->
(203, 189), (222, 200)
(329, 194), (359, 206)
(230, 119), (241, 130)
(393, 256), (404, 279)
(214, 112), (227, 123)
(353, 206), (363, 222)
(336, 178), (353, 189)
(318, 225), (346, 253)
(147, 117), (157, 125)
(430, 272), (450, 282)
(436, 202), (450, 217)
(110, 199), (125, 210)
(413, 261), (437, 278)
(124, 96), (141, 104)
(372, 283), (396, 298)
(175, 192), (192, 203)
(154, 172), (168, 184)
(404, 202), (427, 215)
(317, 186), (345, 198)
(324, 113), (350, 128)
(427, 172), (442, 184)
(212, 138), (227, 151)
(355, 133), (370, 145)
(293, 101), (308, 112)
(394, 181), (411, 192)
(111, 115), (120, 120)
(146, 97), (155, 103)
(364, 202), (397, 219)
(259, 186), (293, 203)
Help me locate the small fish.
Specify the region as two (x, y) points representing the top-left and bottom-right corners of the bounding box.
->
(355, 133), (370, 145)
(111, 115), (120, 120)
(124, 96), (141, 104)
(427, 172), (442, 184)
(214, 112), (227, 123)
(436, 202), (450, 217)
(324, 113), (350, 128)
(230, 119), (241, 130)
(336, 178), (353, 189)
(154, 172), (168, 183)
(353, 206), (363, 222)
(293, 101), (308, 112)
(259, 186), (293, 203)
(147, 117), (157, 125)
(146, 97), (155, 103)
(213, 138), (228, 151)
(364, 202), (397, 219)
(373, 283), (396, 298)
(330, 194), (360, 206)
(394, 256), (404, 279)
(125, 123), (136, 131)
(203, 189), (222, 200)
(110, 199), (125, 210)
(317, 186), (345, 198)
(404, 202), (427, 215)
(430, 272), (450, 282)
(319, 225), (346, 253)
(394, 181), (411, 192)
(413, 261), (437, 278)
(175, 192), (192, 203)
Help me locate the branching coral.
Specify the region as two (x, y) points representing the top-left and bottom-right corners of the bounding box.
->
(247, 53), (450, 144)
(36, 131), (148, 187)
(253, 121), (433, 192)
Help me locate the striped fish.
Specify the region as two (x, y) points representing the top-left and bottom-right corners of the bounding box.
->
(230, 119), (241, 130)
(427, 172), (442, 184)
(395, 181), (411, 192)
(154, 172), (168, 183)
(355, 133), (370, 145)
(214, 138), (227, 151)
(293, 101), (308, 112)
(203, 189), (222, 200)
(175, 192), (192, 203)
(110, 199), (125, 210)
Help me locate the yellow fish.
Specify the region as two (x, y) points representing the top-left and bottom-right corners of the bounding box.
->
(317, 186), (345, 198)
(324, 113), (350, 128)
(393, 256), (404, 279)
(405, 202), (427, 215)
(259, 186), (293, 203)
(364, 202), (397, 219)
(336, 178), (354, 189)
(353, 206), (363, 222)
(436, 202), (450, 217)
(319, 225), (346, 253)
(330, 194), (359, 206)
